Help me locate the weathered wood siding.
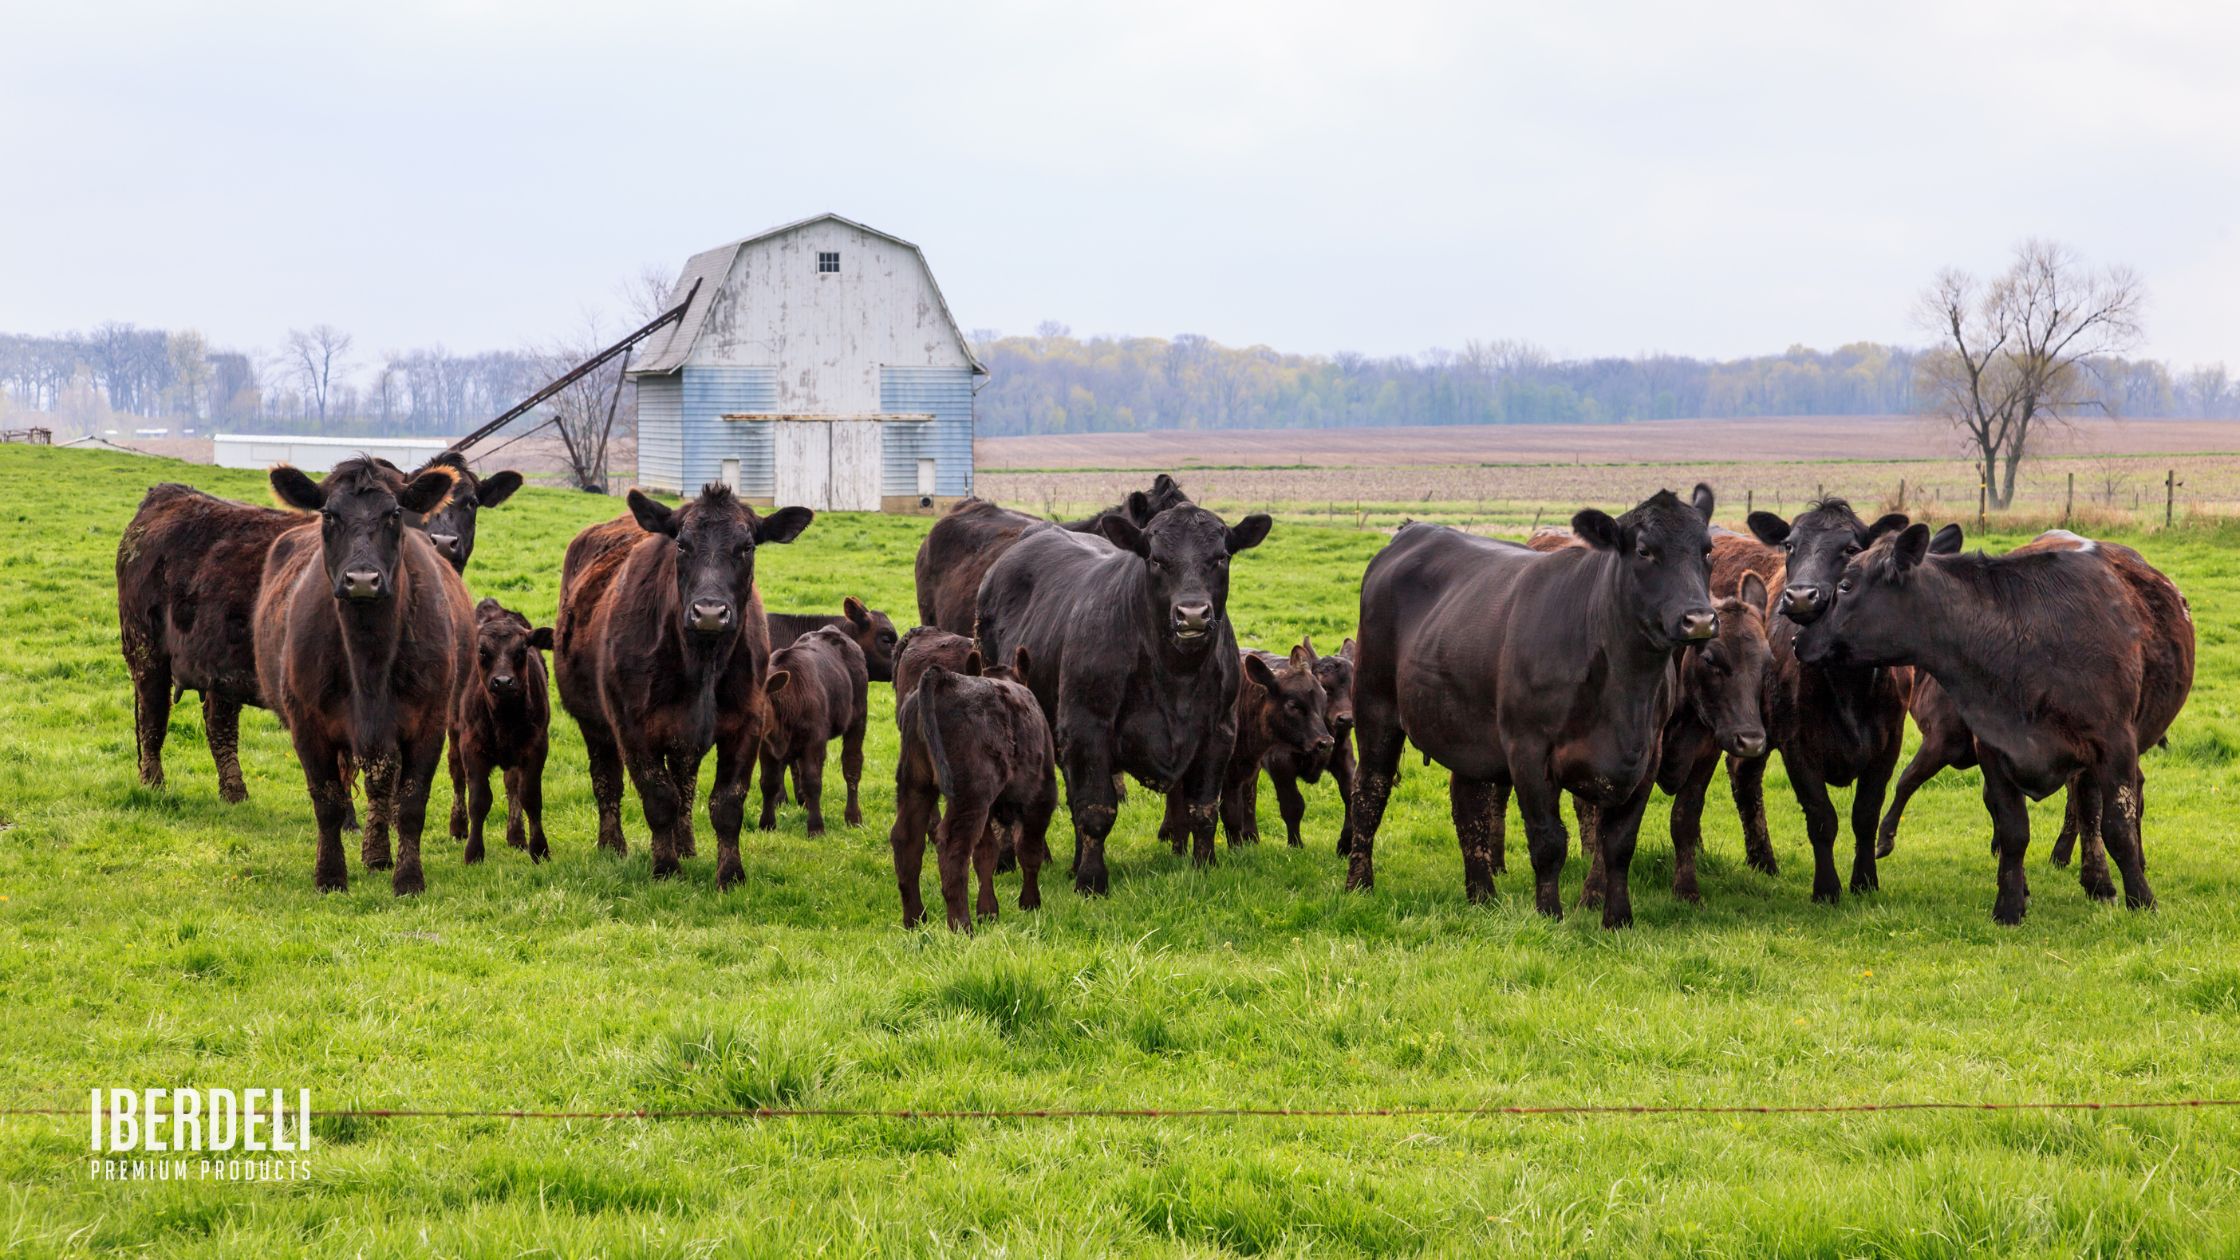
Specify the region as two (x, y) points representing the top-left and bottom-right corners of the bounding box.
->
(879, 367), (975, 496)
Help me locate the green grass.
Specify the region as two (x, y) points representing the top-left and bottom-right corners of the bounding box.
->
(4, 445), (2240, 1256)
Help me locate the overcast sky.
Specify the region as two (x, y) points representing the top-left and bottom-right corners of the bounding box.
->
(3, 0), (2235, 367)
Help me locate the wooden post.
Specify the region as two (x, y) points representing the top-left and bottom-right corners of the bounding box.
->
(2065, 472), (2074, 525)
(1746, 488), (1753, 515)
(2167, 469), (2178, 528)
(1977, 480), (1987, 534)
(1897, 478), (1906, 512)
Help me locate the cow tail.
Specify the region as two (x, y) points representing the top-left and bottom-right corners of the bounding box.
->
(919, 667), (957, 801)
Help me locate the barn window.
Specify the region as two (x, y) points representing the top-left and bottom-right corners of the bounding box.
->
(818, 251), (840, 274)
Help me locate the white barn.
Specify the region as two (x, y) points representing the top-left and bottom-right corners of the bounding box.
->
(627, 213), (986, 511)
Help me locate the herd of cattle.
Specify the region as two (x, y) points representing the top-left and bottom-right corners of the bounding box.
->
(114, 455), (2195, 930)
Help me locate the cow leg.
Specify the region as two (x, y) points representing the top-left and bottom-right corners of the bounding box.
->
(937, 800), (989, 931)
(293, 729), (350, 892)
(890, 771), (936, 928)
(463, 757), (493, 865)
(447, 730), (467, 841)
(756, 745), (786, 830)
(1876, 737), (1955, 859)
(1726, 751), (1777, 875)
(1449, 774), (1499, 904)
(203, 692), (248, 804)
(2069, 775), (2115, 901)
(2051, 774), (2080, 867)
(1271, 772), (1308, 847)
(1981, 752), (2032, 925)
(1018, 777), (1057, 913)
(503, 766), (528, 849)
(1061, 742), (1121, 896)
(1343, 710), (1406, 892)
(1157, 788), (1188, 853)
(582, 724), (628, 856)
(994, 816), (1018, 873)
(2095, 753), (2153, 911)
(519, 753), (550, 863)
(1329, 741), (1357, 856)
(625, 745), (687, 879)
(1787, 761), (1843, 904)
(1669, 750), (1719, 905)
(359, 754), (397, 871)
(1487, 781), (1509, 877)
(1180, 743), (1227, 870)
(671, 748), (702, 858)
(1220, 768), (1260, 847)
(798, 745), (829, 836)
(337, 751), (360, 833)
(841, 712), (866, 828)
(1848, 755), (1893, 896)
(972, 810), (1001, 924)
(127, 639), (172, 791)
(1507, 760), (1570, 920)
(390, 731), (445, 897)
(707, 737), (751, 890)
(1593, 782), (1653, 930)
(1574, 796), (1606, 910)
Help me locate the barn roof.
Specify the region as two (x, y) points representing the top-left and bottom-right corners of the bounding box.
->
(628, 212), (987, 377)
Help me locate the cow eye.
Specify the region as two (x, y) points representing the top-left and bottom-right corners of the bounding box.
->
(1635, 544), (1655, 561)
(320, 510), (336, 523)
(1838, 576), (1857, 594)
(1844, 543), (1862, 557)
(675, 541), (696, 557)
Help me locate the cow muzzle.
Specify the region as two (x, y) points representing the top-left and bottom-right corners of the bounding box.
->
(429, 532), (462, 559)
(338, 568), (384, 601)
(1676, 609), (1718, 641)
(688, 600), (734, 634)
(1728, 730), (1768, 759)
(1780, 584), (1828, 623)
(1170, 602), (1214, 642)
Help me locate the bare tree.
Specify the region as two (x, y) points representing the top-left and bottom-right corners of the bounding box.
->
(622, 263), (677, 322)
(284, 324), (354, 425)
(1915, 240), (2144, 509)
(538, 318), (634, 491)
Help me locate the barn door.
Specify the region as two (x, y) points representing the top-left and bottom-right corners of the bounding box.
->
(774, 423), (832, 510)
(829, 420), (883, 511)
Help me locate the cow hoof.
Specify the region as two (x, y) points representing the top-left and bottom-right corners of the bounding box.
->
(1577, 888), (1604, 911)
(219, 784), (248, 805)
(507, 832), (528, 849)
(1465, 883), (1493, 906)
(463, 845), (484, 865)
(1812, 887), (1840, 906)
(314, 871), (347, 894)
(2126, 892), (2158, 912)
(2082, 878), (2117, 903)
(1232, 832), (1259, 847)
(716, 862), (745, 890)
(1746, 853), (1778, 876)
(391, 866), (425, 897)
(362, 853), (393, 872)
(1020, 891), (1042, 912)
(1672, 883), (1702, 905)
(1992, 894), (2028, 925)
(1532, 891), (1563, 921)
(1874, 834), (1895, 860)
(845, 808), (863, 828)
(805, 824), (827, 837)
(651, 858), (679, 880)
(530, 843), (550, 864)
(1850, 869), (1879, 895)
(1601, 907), (1634, 930)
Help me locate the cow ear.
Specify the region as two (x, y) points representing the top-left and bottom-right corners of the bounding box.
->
(1012, 646), (1031, 677)
(398, 468), (456, 517)
(1099, 512), (1149, 556)
(1864, 512), (1910, 543)
(1572, 508), (1622, 551)
(476, 470), (524, 509)
(270, 466), (324, 512)
(1125, 490), (1156, 526)
(1290, 641), (1315, 668)
(1691, 483), (1716, 522)
(1152, 473), (1180, 498)
(1243, 653), (1278, 689)
(474, 596), (504, 619)
(757, 506), (815, 544)
(1298, 634), (1317, 660)
(963, 650), (984, 677)
(1738, 571), (1769, 614)
(1891, 523), (1932, 570)
(764, 668), (791, 695)
(1341, 636), (1357, 661)
(628, 490), (677, 536)
(1746, 512), (1790, 546)
(844, 596), (871, 627)
(1929, 523), (1964, 555)
(1226, 513), (1273, 554)
(529, 627), (554, 652)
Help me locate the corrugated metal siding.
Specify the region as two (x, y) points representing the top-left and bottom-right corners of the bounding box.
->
(634, 376), (685, 491)
(879, 367), (976, 496)
(678, 366), (779, 496)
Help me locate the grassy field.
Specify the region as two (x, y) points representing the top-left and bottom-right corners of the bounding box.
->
(4, 444), (2240, 1256)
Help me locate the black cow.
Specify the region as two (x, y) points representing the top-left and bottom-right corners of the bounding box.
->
(767, 597), (899, 682)
(1274, 638), (1358, 852)
(1155, 642), (1334, 849)
(913, 475), (1191, 634)
(1347, 489), (1716, 927)
(975, 501), (1272, 893)
(452, 598), (553, 864)
(1796, 523), (2194, 923)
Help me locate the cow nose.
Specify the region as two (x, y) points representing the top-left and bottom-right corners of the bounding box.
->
(430, 532), (460, 554)
(1782, 584), (1826, 621)
(491, 674), (515, 689)
(342, 569), (383, 600)
(1173, 603), (1212, 631)
(689, 600), (733, 632)
(1678, 609), (1718, 641)
(1734, 732), (1768, 758)
(1313, 736), (1335, 755)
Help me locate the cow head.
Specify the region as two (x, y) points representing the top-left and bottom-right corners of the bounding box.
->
(1246, 644), (1337, 778)
(1684, 573), (1772, 758)
(1572, 488), (1717, 649)
(272, 458), (456, 605)
(471, 597), (550, 703)
(839, 596), (900, 682)
(1307, 635), (1357, 746)
(1794, 523), (1937, 668)
(1747, 498), (1910, 626)
(1122, 473), (1193, 525)
(412, 452), (522, 573)
(626, 484), (813, 641)
(1099, 504), (1272, 654)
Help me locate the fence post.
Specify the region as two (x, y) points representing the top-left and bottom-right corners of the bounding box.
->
(2166, 469), (2177, 528)
(1898, 478), (1906, 512)
(1746, 489), (1753, 515)
(2066, 472), (2074, 525)
(1977, 480), (1987, 534)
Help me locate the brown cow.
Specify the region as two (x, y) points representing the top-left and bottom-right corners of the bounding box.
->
(1284, 639), (1359, 853)
(890, 649), (1058, 930)
(554, 484), (813, 886)
(912, 475), (1190, 634)
(1155, 643), (1334, 849)
(452, 598), (553, 864)
(767, 598), (900, 682)
(116, 455), (520, 801)
(253, 459), (472, 895)
(1874, 527), (2195, 902)
(893, 625), (977, 706)
(1796, 523), (2194, 923)
(758, 626), (869, 834)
